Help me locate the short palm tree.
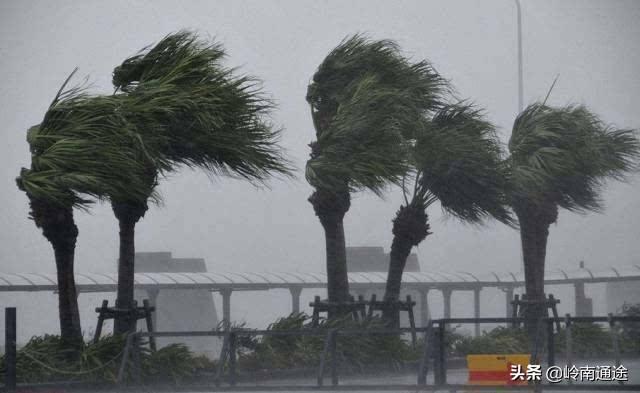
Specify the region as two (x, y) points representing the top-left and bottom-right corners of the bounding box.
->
(17, 77), (160, 345)
(507, 102), (639, 345)
(109, 32), (292, 333)
(382, 104), (513, 326)
(305, 35), (448, 307)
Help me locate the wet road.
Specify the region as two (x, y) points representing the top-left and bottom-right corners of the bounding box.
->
(174, 359), (640, 393)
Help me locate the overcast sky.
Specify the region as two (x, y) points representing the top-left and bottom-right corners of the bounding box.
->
(1, 0), (640, 332)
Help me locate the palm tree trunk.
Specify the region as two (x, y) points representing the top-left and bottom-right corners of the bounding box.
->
(112, 201), (147, 334)
(53, 236), (82, 346)
(383, 235), (413, 326)
(519, 214), (548, 349)
(514, 200), (557, 351)
(322, 216), (350, 304)
(28, 197), (82, 345)
(383, 203), (430, 327)
(309, 188), (351, 313)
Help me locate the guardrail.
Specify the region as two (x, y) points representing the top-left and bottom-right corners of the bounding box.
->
(4, 308), (640, 392)
(116, 315), (640, 391)
(429, 315), (640, 388)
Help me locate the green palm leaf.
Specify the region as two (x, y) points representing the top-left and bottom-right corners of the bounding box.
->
(113, 31), (293, 185)
(508, 103), (639, 212)
(18, 87), (161, 208)
(305, 34), (449, 194)
(411, 103), (514, 226)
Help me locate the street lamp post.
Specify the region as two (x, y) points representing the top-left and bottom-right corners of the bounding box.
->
(515, 0), (524, 112)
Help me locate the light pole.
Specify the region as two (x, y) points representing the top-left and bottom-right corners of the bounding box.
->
(515, 0), (525, 274)
(515, 0), (524, 112)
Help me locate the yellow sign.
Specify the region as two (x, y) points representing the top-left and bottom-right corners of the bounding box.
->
(466, 354), (530, 386)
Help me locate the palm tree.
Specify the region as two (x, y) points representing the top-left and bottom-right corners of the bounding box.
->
(382, 104), (513, 326)
(305, 35), (448, 307)
(17, 79), (159, 345)
(507, 103), (639, 346)
(110, 32), (291, 333)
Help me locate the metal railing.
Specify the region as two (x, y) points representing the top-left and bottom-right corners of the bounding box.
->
(4, 308), (640, 392)
(428, 315), (640, 389)
(114, 315), (640, 391)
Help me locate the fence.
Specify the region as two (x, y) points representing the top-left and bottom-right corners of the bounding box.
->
(4, 308), (640, 391)
(427, 315), (640, 389)
(117, 315), (640, 391)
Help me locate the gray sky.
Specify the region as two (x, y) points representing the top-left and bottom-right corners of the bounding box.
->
(1, 0), (640, 332)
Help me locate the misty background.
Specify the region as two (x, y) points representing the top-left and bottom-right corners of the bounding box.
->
(1, 0), (639, 341)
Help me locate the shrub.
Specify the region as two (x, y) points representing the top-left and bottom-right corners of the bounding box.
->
(554, 322), (613, 358)
(448, 323), (619, 359)
(237, 313), (420, 371)
(449, 326), (528, 356)
(0, 334), (215, 384)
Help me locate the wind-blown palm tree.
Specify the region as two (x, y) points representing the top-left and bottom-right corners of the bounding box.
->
(305, 35), (448, 306)
(110, 32), (291, 333)
(17, 78), (159, 345)
(382, 104), (513, 326)
(507, 103), (639, 345)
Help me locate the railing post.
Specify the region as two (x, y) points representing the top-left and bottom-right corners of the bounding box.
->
(608, 313), (622, 384)
(229, 331), (237, 386)
(433, 327), (440, 385)
(143, 299), (156, 352)
(434, 320), (446, 386)
(546, 318), (555, 367)
(564, 314), (573, 385)
(215, 333), (230, 387)
(417, 323), (433, 385)
(317, 329), (334, 386)
(5, 307), (16, 391)
(330, 330), (338, 386)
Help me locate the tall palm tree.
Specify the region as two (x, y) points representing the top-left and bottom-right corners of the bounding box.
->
(507, 103), (639, 345)
(17, 80), (159, 345)
(305, 35), (448, 306)
(110, 32), (292, 333)
(382, 104), (513, 326)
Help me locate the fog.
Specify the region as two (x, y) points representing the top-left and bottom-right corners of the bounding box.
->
(1, 0), (639, 339)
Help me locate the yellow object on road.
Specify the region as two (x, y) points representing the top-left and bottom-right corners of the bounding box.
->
(467, 354), (530, 386)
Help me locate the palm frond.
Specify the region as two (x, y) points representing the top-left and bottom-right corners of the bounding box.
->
(305, 34), (449, 194)
(114, 31), (293, 184)
(19, 86), (161, 208)
(412, 103), (514, 226)
(20, 31), (293, 210)
(113, 30), (226, 92)
(508, 103), (640, 213)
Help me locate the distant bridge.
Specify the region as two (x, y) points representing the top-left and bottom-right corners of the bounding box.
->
(0, 265), (638, 334)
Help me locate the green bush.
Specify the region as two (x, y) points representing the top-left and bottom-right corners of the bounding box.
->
(0, 334), (215, 384)
(143, 344), (216, 383)
(554, 322), (613, 358)
(447, 322), (623, 359)
(237, 313), (420, 371)
(450, 326), (528, 355)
